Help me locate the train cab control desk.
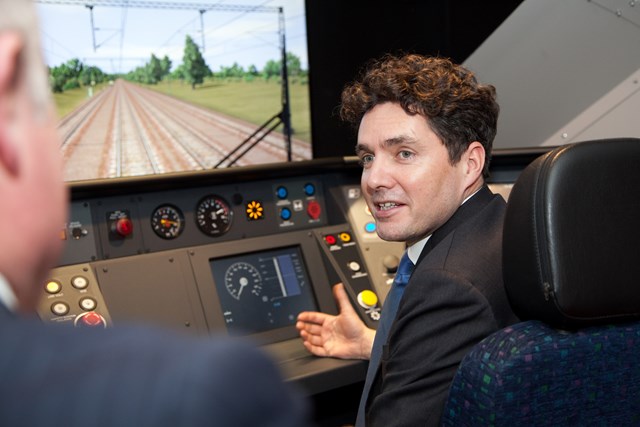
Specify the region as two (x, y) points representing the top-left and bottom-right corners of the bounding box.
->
(39, 150), (541, 399)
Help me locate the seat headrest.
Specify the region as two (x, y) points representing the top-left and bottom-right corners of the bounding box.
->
(503, 138), (640, 329)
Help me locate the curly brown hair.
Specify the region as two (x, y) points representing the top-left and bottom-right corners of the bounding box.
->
(340, 54), (499, 178)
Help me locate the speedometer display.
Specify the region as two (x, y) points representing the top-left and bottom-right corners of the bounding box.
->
(195, 195), (233, 236)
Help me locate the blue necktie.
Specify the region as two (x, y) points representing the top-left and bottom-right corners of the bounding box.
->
(355, 251), (414, 426)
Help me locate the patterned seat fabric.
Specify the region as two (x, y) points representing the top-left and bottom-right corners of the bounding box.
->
(442, 320), (640, 426)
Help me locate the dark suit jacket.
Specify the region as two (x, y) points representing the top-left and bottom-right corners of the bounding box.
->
(365, 186), (518, 426)
(0, 305), (308, 427)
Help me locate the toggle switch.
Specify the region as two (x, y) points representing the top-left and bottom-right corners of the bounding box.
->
(383, 255), (400, 274)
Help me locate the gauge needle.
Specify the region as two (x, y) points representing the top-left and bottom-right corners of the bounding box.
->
(237, 282), (246, 297)
(237, 277), (248, 298)
(161, 219), (177, 227)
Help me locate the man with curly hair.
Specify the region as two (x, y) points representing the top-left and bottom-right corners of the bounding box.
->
(297, 54), (518, 426)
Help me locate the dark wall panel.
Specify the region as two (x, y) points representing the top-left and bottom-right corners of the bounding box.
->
(305, 0), (524, 158)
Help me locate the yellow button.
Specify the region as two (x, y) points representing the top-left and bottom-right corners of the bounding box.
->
(45, 280), (62, 294)
(339, 232), (351, 242)
(358, 290), (378, 308)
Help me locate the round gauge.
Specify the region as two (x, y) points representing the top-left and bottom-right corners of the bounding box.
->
(195, 195), (233, 236)
(151, 204), (185, 239)
(224, 262), (262, 300)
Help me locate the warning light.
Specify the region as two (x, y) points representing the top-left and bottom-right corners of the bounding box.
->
(45, 280), (62, 294)
(246, 201), (264, 220)
(339, 232), (352, 243)
(324, 235), (337, 245)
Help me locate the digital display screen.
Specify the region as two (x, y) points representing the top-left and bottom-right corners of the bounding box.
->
(210, 246), (317, 336)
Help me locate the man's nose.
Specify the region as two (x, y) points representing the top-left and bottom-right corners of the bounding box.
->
(363, 157), (393, 190)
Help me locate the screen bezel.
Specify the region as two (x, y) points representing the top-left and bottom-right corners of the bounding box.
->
(189, 229), (337, 344)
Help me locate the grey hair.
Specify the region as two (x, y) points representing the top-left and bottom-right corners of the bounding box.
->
(0, 0), (53, 118)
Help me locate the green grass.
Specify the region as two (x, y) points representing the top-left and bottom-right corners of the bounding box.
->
(52, 83), (109, 119)
(148, 78), (312, 142)
(52, 78), (312, 142)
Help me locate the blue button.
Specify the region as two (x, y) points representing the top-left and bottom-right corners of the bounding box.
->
(280, 208), (292, 220)
(303, 183), (315, 196)
(364, 222), (376, 233)
(276, 186), (288, 199)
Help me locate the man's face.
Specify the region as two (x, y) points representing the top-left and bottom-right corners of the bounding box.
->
(356, 103), (467, 246)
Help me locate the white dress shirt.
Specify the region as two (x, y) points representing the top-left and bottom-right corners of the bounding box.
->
(0, 273), (18, 312)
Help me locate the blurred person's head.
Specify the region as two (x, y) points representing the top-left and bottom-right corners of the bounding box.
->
(0, 0), (68, 312)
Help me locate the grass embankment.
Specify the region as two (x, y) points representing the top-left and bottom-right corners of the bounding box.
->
(52, 79), (312, 143)
(150, 78), (312, 143)
(53, 83), (109, 119)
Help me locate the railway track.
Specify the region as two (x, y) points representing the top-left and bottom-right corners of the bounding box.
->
(59, 79), (312, 181)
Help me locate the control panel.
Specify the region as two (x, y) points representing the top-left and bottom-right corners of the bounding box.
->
(39, 158), (403, 395)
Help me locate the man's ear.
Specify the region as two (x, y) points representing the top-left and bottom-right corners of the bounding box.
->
(0, 32), (22, 96)
(464, 141), (486, 182)
(0, 32), (23, 178)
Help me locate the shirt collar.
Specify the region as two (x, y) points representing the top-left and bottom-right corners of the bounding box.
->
(0, 273), (18, 312)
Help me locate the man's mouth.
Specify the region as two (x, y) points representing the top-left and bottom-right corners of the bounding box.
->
(378, 202), (400, 211)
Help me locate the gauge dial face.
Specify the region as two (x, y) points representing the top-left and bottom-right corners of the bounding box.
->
(224, 262), (262, 300)
(195, 195), (233, 236)
(151, 205), (185, 239)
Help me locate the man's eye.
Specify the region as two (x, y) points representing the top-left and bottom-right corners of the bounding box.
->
(360, 154), (374, 165)
(399, 151), (413, 159)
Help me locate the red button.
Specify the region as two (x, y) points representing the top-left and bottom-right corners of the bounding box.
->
(79, 312), (105, 327)
(307, 201), (321, 220)
(325, 235), (337, 245)
(116, 218), (133, 236)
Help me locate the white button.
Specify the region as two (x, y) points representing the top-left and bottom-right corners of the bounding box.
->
(51, 302), (69, 316)
(348, 261), (361, 272)
(79, 297), (97, 311)
(72, 276), (89, 289)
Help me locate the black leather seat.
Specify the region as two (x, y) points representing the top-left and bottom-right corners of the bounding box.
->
(441, 138), (640, 426)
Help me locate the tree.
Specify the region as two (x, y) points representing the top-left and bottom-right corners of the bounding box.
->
(170, 64), (186, 81)
(261, 52), (304, 82)
(262, 59), (280, 81)
(160, 55), (172, 78)
(148, 54), (163, 84)
(182, 35), (210, 89)
(285, 52), (302, 77)
(48, 58), (110, 93)
(80, 65), (106, 86)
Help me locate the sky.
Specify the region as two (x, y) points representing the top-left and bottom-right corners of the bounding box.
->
(36, 0), (308, 75)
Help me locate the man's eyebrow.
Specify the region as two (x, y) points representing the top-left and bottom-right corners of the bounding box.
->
(355, 135), (417, 155)
(384, 135), (417, 147)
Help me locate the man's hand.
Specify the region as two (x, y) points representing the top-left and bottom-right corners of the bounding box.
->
(296, 283), (375, 360)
